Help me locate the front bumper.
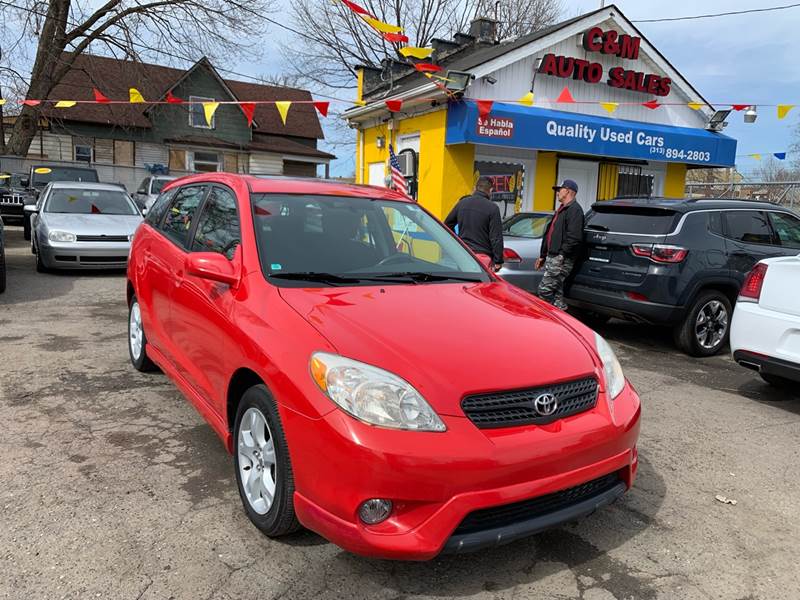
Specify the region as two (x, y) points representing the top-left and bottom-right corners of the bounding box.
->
(567, 284), (684, 324)
(284, 384), (641, 560)
(39, 240), (131, 269)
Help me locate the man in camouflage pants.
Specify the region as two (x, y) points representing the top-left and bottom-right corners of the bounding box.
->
(536, 179), (585, 310)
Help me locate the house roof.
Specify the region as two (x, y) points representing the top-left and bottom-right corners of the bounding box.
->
(42, 53), (324, 139)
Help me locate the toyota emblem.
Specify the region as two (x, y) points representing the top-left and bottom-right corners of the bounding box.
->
(533, 393), (558, 417)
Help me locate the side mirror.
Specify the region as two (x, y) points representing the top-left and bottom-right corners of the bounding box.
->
(185, 251), (240, 287)
(23, 204), (38, 214)
(475, 253), (493, 270)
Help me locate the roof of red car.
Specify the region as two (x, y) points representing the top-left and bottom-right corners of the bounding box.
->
(165, 173), (413, 202)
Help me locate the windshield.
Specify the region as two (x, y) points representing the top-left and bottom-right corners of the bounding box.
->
(45, 189), (139, 215)
(32, 167), (99, 188)
(151, 178), (172, 194)
(251, 193), (489, 286)
(503, 213), (550, 238)
(0, 173), (25, 189)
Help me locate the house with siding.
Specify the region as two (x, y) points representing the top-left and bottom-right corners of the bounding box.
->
(8, 53), (334, 187)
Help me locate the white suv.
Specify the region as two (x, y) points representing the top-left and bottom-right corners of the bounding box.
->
(731, 254), (800, 387)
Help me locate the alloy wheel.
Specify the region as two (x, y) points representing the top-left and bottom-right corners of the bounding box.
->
(129, 302), (143, 360)
(238, 408), (277, 515)
(695, 300), (728, 350)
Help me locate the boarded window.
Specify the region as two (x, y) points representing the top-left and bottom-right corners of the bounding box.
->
(114, 140), (134, 166)
(223, 152), (238, 173)
(169, 149), (187, 171)
(283, 160), (317, 177)
(95, 139), (114, 164)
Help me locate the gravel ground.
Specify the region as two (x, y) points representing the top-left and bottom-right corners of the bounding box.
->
(1, 224), (799, 600)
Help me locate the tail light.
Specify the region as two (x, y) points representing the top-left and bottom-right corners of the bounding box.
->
(739, 263), (768, 303)
(631, 243), (688, 263)
(626, 291), (649, 302)
(503, 247), (522, 263)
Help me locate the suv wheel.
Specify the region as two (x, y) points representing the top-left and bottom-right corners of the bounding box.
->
(128, 295), (158, 372)
(234, 385), (300, 537)
(674, 291), (731, 357)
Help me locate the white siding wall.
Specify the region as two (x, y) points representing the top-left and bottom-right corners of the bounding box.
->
(135, 142), (169, 167)
(249, 152), (283, 175)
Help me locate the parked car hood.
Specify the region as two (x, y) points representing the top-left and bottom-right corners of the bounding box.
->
(279, 281), (599, 416)
(43, 213), (142, 236)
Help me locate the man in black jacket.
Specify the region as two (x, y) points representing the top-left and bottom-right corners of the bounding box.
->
(444, 177), (504, 271)
(535, 179), (584, 310)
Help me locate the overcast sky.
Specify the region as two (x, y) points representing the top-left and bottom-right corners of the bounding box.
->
(240, 0), (798, 178)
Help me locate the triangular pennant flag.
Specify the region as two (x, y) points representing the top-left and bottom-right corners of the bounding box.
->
(275, 101), (291, 125)
(399, 47), (433, 59)
(93, 88), (110, 103)
(129, 88), (145, 103)
(354, 100), (366, 107)
(555, 86), (575, 104)
(600, 102), (619, 115)
(240, 102), (256, 127)
(643, 100), (660, 110)
(774, 152), (787, 160)
(55, 100), (77, 108)
(476, 100), (493, 119)
(688, 102), (704, 110)
(0, 99), (5, 106)
(313, 101), (329, 117)
(413, 62), (443, 73)
(21, 99), (41, 107)
(382, 32), (409, 44)
(777, 104), (795, 120)
(731, 104), (748, 111)
(202, 102), (219, 127)
(166, 91), (184, 104)
(341, 0), (372, 15)
(518, 91), (534, 107)
(751, 153), (762, 160)
(360, 15), (403, 34)
(385, 99), (403, 112)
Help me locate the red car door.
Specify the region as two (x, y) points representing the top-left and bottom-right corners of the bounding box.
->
(170, 184), (242, 415)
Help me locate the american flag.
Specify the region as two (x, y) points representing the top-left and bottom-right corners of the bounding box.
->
(388, 144), (409, 197)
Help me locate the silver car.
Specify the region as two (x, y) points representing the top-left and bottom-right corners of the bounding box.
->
(497, 211), (552, 293)
(135, 175), (178, 214)
(26, 182), (143, 271)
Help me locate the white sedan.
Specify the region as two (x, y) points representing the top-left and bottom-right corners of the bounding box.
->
(731, 254), (800, 388)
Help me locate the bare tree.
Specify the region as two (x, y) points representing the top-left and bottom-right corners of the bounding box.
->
(0, 0), (275, 156)
(284, 0), (563, 91)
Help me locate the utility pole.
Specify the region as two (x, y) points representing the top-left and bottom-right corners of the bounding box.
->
(0, 45), (6, 156)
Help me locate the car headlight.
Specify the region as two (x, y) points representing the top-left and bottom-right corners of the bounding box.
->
(594, 333), (626, 399)
(310, 352), (446, 432)
(48, 230), (76, 243)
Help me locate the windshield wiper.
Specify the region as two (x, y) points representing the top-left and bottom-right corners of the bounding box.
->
(268, 272), (360, 285)
(367, 272), (484, 283)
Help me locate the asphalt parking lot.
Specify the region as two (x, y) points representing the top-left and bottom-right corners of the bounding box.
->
(1, 224), (799, 600)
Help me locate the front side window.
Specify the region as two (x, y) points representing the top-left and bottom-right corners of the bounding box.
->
(769, 212), (800, 249)
(160, 186), (206, 248)
(724, 211), (774, 245)
(251, 194), (488, 286)
(503, 214), (550, 238)
(44, 189), (138, 215)
(192, 186), (240, 259)
(189, 96), (215, 129)
(137, 178), (150, 194)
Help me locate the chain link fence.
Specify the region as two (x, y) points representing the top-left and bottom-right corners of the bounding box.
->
(685, 181), (800, 210)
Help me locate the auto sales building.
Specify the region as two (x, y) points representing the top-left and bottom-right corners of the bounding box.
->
(345, 4), (737, 219)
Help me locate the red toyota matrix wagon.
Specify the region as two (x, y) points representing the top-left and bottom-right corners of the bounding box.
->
(127, 174), (640, 560)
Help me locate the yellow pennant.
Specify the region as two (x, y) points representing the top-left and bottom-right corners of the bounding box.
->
(518, 91), (534, 107)
(276, 101), (292, 125)
(600, 102), (619, 115)
(777, 104), (796, 120)
(751, 153), (762, 160)
(202, 102), (219, 127)
(55, 100), (77, 108)
(687, 102), (704, 110)
(0, 99), (6, 106)
(399, 46), (432, 59)
(129, 88), (145, 103)
(360, 15), (403, 34)
(354, 99), (367, 106)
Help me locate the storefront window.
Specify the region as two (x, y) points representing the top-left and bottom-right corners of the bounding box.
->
(474, 161), (524, 218)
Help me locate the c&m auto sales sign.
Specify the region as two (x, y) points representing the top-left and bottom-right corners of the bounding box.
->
(476, 116), (514, 139)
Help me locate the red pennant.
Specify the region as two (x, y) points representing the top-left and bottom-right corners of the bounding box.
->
(413, 63), (443, 73)
(313, 101), (329, 117)
(382, 32), (409, 44)
(385, 100), (403, 112)
(21, 99), (41, 106)
(643, 100), (660, 110)
(731, 104), (749, 111)
(240, 102), (256, 126)
(341, 0), (372, 15)
(91, 204), (101, 214)
(555, 86), (575, 104)
(477, 100), (493, 119)
(166, 91), (184, 104)
(93, 89), (110, 103)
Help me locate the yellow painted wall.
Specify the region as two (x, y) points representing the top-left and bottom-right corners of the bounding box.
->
(597, 163), (619, 201)
(533, 152), (558, 211)
(664, 163), (687, 198)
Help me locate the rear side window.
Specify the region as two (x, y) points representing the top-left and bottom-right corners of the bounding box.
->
(586, 206), (679, 235)
(723, 211), (774, 245)
(145, 188), (176, 227)
(708, 212), (724, 235)
(769, 212), (800, 249)
(160, 185), (206, 248)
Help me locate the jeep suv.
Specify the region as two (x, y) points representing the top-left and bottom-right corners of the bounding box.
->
(566, 198), (800, 356)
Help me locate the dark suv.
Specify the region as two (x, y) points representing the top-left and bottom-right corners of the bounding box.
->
(567, 198), (800, 356)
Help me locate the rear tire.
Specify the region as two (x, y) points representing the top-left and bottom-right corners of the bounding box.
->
(234, 385), (300, 538)
(128, 295), (158, 372)
(673, 290), (732, 357)
(761, 373), (794, 389)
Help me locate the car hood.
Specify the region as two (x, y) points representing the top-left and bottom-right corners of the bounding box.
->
(43, 213), (142, 236)
(278, 281), (600, 416)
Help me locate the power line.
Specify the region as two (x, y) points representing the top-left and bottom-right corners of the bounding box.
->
(632, 2), (800, 23)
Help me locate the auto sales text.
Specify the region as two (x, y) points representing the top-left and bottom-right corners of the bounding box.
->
(545, 121), (664, 147)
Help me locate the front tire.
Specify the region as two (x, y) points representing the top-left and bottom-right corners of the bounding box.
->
(128, 295), (157, 372)
(35, 245), (49, 273)
(673, 291), (732, 357)
(234, 385), (300, 537)
(23, 216), (31, 241)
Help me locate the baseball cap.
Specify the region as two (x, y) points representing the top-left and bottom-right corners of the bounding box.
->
(552, 179), (579, 193)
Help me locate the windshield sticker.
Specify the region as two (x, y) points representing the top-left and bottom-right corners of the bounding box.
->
(270, 263), (282, 271)
(67, 196), (77, 202)
(34, 167), (52, 174)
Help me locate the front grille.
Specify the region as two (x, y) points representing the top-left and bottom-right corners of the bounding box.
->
(76, 235), (129, 242)
(453, 472), (621, 535)
(0, 195), (24, 205)
(461, 377), (598, 429)
(79, 256), (127, 263)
